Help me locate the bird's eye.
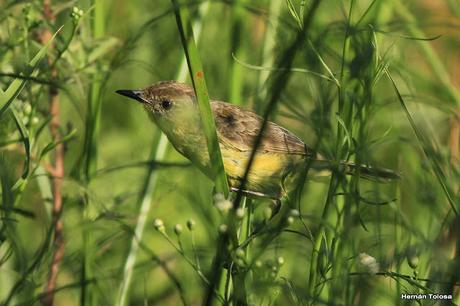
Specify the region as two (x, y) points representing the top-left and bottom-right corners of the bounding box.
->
(161, 99), (172, 110)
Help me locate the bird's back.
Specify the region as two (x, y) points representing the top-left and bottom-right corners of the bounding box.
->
(211, 101), (314, 198)
(212, 101), (314, 156)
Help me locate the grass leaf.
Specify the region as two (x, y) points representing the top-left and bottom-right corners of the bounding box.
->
(285, 0), (302, 29)
(39, 129), (77, 159)
(171, 0), (229, 197)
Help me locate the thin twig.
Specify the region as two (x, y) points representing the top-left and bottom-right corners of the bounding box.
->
(40, 1), (65, 305)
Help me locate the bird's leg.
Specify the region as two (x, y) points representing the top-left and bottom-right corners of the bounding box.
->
(229, 187), (276, 199)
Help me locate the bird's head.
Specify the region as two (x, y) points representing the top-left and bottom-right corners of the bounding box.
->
(116, 81), (199, 131)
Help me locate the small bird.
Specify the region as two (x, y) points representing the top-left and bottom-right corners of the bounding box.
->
(116, 81), (398, 199)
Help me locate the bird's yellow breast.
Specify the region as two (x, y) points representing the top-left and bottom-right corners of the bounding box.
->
(221, 148), (283, 179)
(220, 144), (303, 198)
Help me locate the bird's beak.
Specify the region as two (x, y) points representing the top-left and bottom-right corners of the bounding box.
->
(116, 89), (146, 104)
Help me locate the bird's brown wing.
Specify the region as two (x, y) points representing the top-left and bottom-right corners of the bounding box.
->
(211, 101), (314, 156)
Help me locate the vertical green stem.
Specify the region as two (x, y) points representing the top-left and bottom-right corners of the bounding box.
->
(307, 177), (339, 301)
(254, 0), (282, 114)
(308, 0), (354, 302)
(82, 1), (104, 305)
(83, 0), (105, 178)
(229, 0), (245, 105)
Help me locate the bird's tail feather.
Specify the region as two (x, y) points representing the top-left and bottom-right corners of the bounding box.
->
(310, 160), (400, 182)
(342, 161), (400, 182)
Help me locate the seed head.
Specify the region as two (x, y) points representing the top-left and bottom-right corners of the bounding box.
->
(218, 224), (228, 233)
(235, 248), (245, 258)
(290, 209), (300, 217)
(277, 256), (285, 266)
(215, 199), (232, 213)
(71, 6), (84, 23)
(153, 218), (165, 233)
(173, 224), (183, 236)
(359, 252), (379, 274)
(407, 255), (419, 269)
(186, 219), (196, 231)
(235, 207), (245, 219)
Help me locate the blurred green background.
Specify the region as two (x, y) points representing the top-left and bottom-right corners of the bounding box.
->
(1, 0), (460, 305)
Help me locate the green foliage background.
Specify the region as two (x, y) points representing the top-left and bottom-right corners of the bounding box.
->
(1, 0), (460, 305)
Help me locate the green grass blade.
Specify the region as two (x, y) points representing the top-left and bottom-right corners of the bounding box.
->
(229, 0), (246, 105)
(81, 2), (105, 305)
(285, 0), (302, 29)
(233, 55), (337, 83)
(9, 109), (30, 179)
(39, 129), (77, 159)
(254, 0), (283, 114)
(171, 0), (229, 197)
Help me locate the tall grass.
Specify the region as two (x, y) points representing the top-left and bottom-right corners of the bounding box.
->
(80, 1), (105, 305)
(1, 0), (460, 305)
(228, 0), (246, 106)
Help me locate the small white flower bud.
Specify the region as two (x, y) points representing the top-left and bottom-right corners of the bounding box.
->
(173, 224), (183, 236)
(23, 103), (32, 115)
(71, 6), (83, 22)
(215, 199), (232, 213)
(235, 207), (245, 219)
(213, 193), (225, 203)
(218, 224), (228, 233)
(277, 256), (285, 266)
(235, 248), (245, 258)
(153, 218), (165, 233)
(236, 259), (245, 267)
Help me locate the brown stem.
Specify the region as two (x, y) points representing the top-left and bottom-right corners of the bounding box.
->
(449, 112), (460, 164)
(42, 90), (65, 306)
(40, 1), (65, 305)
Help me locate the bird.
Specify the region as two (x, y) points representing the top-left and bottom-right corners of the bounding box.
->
(116, 81), (398, 199)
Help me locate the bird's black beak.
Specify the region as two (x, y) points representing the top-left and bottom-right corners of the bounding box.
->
(116, 89), (145, 103)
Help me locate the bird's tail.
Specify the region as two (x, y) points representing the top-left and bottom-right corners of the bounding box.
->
(341, 161), (400, 182)
(310, 160), (400, 182)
